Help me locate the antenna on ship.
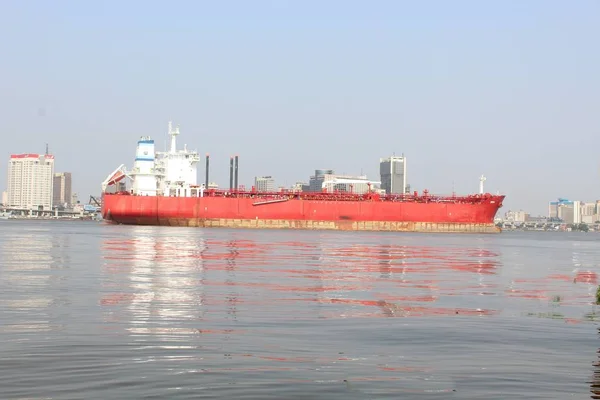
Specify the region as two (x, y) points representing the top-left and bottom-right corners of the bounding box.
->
(479, 174), (486, 194)
(167, 121), (171, 151)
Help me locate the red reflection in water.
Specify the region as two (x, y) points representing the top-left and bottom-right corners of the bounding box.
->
(100, 293), (135, 305)
(100, 233), (504, 324)
(307, 298), (498, 318)
(564, 318), (582, 324)
(377, 366), (430, 372)
(506, 268), (600, 305)
(506, 288), (549, 299)
(547, 274), (573, 282)
(575, 271), (598, 285)
(199, 280), (368, 293)
(196, 329), (242, 334)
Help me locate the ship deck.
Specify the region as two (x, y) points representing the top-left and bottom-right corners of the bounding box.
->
(108, 189), (504, 205)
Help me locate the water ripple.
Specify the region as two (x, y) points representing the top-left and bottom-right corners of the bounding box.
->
(0, 222), (599, 399)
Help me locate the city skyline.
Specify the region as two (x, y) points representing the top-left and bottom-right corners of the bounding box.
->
(3, 151), (75, 211)
(1, 143), (597, 217)
(1, 1), (598, 216)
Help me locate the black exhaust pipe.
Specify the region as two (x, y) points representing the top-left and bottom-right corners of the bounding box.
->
(205, 154), (209, 188)
(229, 156), (234, 191)
(234, 155), (239, 191)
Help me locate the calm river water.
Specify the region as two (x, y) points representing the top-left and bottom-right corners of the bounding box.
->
(1, 221), (600, 399)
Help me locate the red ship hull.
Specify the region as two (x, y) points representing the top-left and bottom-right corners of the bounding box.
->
(101, 191), (504, 233)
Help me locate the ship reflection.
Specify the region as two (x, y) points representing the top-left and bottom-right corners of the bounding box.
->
(224, 239), (239, 321)
(309, 238), (500, 318)
(100, 226), (208, 337)
(247, 234), (503, 319)
(100, 230), (505, 328)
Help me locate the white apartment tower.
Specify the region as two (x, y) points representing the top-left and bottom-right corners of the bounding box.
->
(7, 153), (55, 210)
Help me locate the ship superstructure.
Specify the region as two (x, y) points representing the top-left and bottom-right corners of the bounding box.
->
(103, 122), (201, 198)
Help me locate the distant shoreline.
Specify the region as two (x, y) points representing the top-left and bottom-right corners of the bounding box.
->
(2, 217), (100, 222)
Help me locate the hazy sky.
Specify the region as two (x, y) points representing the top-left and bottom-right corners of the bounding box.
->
(1, 0), (598, 216)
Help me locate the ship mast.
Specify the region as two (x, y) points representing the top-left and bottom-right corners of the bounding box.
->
(168, 121), (179, 154)
(479, 174), (486, 194)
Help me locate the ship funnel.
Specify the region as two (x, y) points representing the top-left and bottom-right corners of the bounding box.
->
(205, 154), (210, 188)
(229, 156), (234, 191)
(234, 155), (239, 192)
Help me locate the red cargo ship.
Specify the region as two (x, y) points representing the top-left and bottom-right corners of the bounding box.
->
(100, 123), (504, 233)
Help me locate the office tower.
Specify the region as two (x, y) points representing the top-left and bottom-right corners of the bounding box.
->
(380, 156), (407, 194)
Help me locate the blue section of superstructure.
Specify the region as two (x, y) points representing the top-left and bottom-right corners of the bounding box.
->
(136, 140), (155, 161)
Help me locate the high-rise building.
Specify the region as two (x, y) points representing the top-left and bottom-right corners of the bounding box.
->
(548, 198), (583, 224)
(581, 202), (597, 224)
(308, 169), (334, 192)
(7, 153), (55, 210)
(1, 191), (7, 205)
(53, 172), (72, 208)
(572, 201), (582, 224)
(549, 198), (572, 221)
(379, 156), (407, 195)
(254, 176), (275, 192)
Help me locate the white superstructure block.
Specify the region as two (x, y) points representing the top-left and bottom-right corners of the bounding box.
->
(132, 138), (157, 196)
